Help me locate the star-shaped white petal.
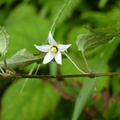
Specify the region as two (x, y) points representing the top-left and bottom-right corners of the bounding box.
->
(48, 32), (57, 45)
(34, 31), (71, 64)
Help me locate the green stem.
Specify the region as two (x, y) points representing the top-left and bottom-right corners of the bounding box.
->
(50, 0), (73, 34)
(1, 54), (8, 69)
(64, 52), (87, 74)
(81, 51), (92, 73)
(19, 63), (38, 94)
(34, 64), (41, 75)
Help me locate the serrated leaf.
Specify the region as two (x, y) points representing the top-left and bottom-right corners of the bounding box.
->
(1, 79), (60, 120)
(76, 23), (120, 52)
(0, 26), (10, 55)
(0, 48), (45, 69)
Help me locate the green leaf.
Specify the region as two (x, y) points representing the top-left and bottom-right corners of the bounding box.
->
(0, 48), (45, 69)
(84, 22), (120, 34)
(1, 79), (60, 120)
(111, 68), (120, 94)
(68, 26), (89, 53)
(6, 16), (50, 58)
(98, 0), (109, 8)
(76, 23), (120, 52)
(72, 36), (120, 120)
(0, 26), (10, 55)
(6, 4), (37, 26)
(0, 0), (15, 5)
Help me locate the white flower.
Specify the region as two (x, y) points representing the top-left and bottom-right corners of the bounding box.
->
(34, 31), (71, 65)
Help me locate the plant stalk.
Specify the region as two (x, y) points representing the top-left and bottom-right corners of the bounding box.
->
(1, 72), (120, 80)
(81, 51), (92, 73)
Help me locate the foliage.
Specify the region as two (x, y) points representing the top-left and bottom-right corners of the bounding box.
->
(0, 49), (45, 69)
(76, 23), (120, 52)
(1, 80), (60, 120)
(0, 0), (120, 120)
(0, 26), (10, 56)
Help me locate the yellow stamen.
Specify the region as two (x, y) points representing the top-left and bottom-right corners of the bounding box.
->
(50, 46), (58, 54)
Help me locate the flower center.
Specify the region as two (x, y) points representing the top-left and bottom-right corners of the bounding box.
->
(50, 46), (58, 54)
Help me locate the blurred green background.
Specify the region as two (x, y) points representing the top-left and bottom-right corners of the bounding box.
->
(0, 0), (120, 120)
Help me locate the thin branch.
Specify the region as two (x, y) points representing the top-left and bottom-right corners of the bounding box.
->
(1, 54), (8, 69)
(0, 72), (120, 80)
(63, 52), (87, 74)
(81, 51), (92, 73)
(19, 63), (38, 94)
